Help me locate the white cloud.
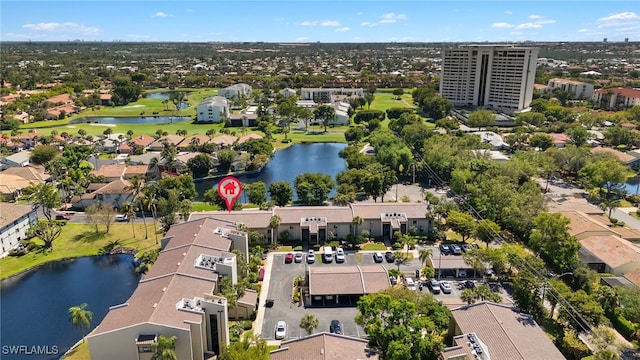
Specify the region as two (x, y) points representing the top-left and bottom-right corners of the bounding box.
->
(515, 22), (542, 30)
(335, 27), (350, 32)
(577, 28), (590, 33)
(22, 22), (100, 35)
(504, 10), (512, 15)
(321, 20), (340, 27)
(299, 20), (318, 26)
(379, 12), (407, 24)
(360, 21), (377, 27)
(536, 19), (557, 25)
(528, 14), (542, 19)
(356, 12), (363, 16)
(153, 12), (172, 18)
(598, 12), (638, 22)
(491, 22), (513, 29)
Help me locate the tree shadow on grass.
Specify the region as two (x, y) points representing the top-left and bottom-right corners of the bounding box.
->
(72, 230), (107, 243)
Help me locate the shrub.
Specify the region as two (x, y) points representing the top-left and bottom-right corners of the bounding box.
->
(8, 248), (27, 257)
(609, 217), (618, 224)
(401, 195), (411, 202)
(293, 292), (300, 303)
(241, 320), (253, 330)
(611, 309), (635, 339)
(392, 242), (403, 250)
(293, 245), (303, 251)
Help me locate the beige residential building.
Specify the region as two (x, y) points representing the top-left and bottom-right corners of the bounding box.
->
(440, 45), (538, 112)
(547, 78), (594, 99)
(88, 217), (252, 360)
(270, 332), (378, 360)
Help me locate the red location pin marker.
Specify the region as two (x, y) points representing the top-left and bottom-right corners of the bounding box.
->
(217, 176), (242, 212)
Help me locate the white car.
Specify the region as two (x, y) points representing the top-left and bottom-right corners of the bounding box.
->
(440, 281), (452, 294)
(405, 277), (417, 290)
(335, 248), (345, 263)
(275, 321), (287, 340)
(307, 250), (315, 264)
(115, 214), (128, 222)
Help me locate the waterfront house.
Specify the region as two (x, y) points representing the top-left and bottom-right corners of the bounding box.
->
(0, 203), (38, 258)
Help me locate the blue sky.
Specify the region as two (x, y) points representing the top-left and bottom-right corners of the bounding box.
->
(1, 1), (638, 42)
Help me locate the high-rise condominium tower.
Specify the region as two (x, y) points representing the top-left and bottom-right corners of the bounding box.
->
(440, 45), (539, 112)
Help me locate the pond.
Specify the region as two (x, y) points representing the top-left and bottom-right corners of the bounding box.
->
(195, 142), (348, 201)
(69, 116), (191, 125)
(0, 255), (140, 360)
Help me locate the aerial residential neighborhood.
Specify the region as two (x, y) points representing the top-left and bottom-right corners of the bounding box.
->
(1, 2), (640, 360)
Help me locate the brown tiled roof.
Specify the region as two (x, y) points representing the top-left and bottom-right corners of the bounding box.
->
(152, 135), (185, 147)
(451, 302), (566, 360)
(595, 87), (640, 99)
(276, 206), (354, 224)
(211, 135), (238, 146)
(2, 166), (50, 182)
(308, 265), (389, 296)
(270, 332), (378, 360)
(579, 235), (640, 269)
(0, 203), (34, 229)
(190, 211), (273, 228)
(91, 164), (126, 179)
(546, 198), (603, 215)
(0, 175), (40, 195)
(129, 134), (156, 147)
(93, 179), (133, 195)
(591, 146), (637, 163)
(47, 93), (72, 104)
(124, 165), (148, 176)
(624, 268), (640, 287)
(351, 202), (428, 220)
(179, 134), (210, 148)
(92, 217), (245, 336)
(237, 133), (263, 144)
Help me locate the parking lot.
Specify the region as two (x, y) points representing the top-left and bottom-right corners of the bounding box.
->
(260, 247), (514, 340)
(261, 253), (366, 341)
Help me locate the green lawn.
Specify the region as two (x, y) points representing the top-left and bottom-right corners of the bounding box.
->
(0, 223), (160, 280)
(360, 242), (388, 251)
(369, 92), (417, 112)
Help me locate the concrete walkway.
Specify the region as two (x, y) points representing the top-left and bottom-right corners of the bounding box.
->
(253, 252), (276, 337)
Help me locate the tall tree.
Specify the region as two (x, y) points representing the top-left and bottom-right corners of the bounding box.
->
(269, 181), (292, 207)
(245, 181), (267, 205)
(269, 215), (281, 244)
(21, 182), (61, 221)
(29, 221), (62, 250)
(474, 219), (501, 247)
(467, 110), (496, 130)
(294, 172), (335, 205)
(529, 213), (580, 272)
(313, 105), (336, 132)
(68, 303), (93, 342)
(446, 210), (476, 242)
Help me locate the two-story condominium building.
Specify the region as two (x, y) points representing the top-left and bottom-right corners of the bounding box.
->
(300, 88), (364, 103)
(88, 218), (252, 360)
(440, 45), (538, 112)
(217, 84), (252, 100)
(547, 78), (594, 99)
(0, 203), (38, 258)
(593, 88), (640, 111)
(196, 96), (230, 123)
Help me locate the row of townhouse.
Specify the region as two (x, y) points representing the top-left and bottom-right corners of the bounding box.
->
(592, 87), (640, 111)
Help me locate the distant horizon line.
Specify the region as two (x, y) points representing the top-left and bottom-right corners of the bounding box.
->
(0, 40), (637, 44)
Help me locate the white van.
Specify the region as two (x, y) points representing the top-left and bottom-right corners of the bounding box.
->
(405, 277), (416, 290)
(323, 246), (333, 263)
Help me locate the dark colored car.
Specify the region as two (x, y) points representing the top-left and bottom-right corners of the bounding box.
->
(285, 253), (294, 263)
(55, 214), (71, 221)
(329, 320), (342, 334)
(415, 269), (421, 279)
(385, 251), (394, 263)
(428, 278), (441, 294)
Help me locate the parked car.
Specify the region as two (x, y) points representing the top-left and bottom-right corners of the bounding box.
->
(428, 278), (441, 294)
(385, 251), (394, 263)
(55, 214), (71, 221)
(330, 320), (342, 334)
(285, 253), (294, 263)
(307, 250), (315, 264)
(461, 244), (473, 252)
(373, 252), (384, 263)
(322, 246), (333, 263)
(451, 244), (463, 255)
(440, 281), (452, 294)
(389, 275), (397, 285)
(335, 248), (345, 263)
(405, 277), (417, 290)
(439, 244), (451, 255)
(464, 280), (476, 289)
(294, 252), (304, 263)
(275, 321), (287, 340)
(115, 214), (128, 222)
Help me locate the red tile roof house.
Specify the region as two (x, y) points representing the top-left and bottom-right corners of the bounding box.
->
(90, 164), (127, 182)
(547, 133), (570, 148)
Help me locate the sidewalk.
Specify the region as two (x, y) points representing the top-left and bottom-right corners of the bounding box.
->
(253, 252), (275, 337)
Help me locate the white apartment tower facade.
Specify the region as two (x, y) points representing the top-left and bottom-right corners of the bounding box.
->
(440, 45), (539, 112)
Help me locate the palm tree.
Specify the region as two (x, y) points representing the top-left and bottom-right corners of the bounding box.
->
(299, 314), (319, 335)
(128, 175), (148, 239)
(460, 288), (477, 305)
(419, 248), (433, 267)
(269, 215), (281, 244)
(152, 335), (177, 360)
(352, 216), (363, 236)
(68, 303), (93, 342)
(122, 202), (136, 238)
